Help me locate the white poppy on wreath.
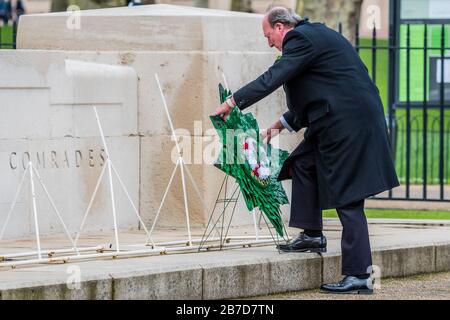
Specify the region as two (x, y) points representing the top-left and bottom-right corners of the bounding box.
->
(242, 137), (271, 181)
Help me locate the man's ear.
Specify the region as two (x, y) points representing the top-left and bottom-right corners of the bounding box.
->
(275, 22), (284, 31)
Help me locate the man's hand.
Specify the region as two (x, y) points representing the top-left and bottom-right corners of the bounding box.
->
(212, 96), (237, 121)
(212, 102), (233, 121)
(262, 119), (285, 144)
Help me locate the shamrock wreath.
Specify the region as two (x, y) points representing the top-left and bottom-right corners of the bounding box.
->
(210, 84), (289, 236)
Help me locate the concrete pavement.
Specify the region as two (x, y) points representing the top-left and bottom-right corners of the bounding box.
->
(252, 271), (450, 300)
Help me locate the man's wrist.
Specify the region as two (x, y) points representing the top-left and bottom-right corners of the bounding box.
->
(279, 116), (294, 132)
(277, 119), (285, 130)
(225, 95), (236, 109)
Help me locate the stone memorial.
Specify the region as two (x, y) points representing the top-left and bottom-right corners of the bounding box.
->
(0, 4), (303, 239)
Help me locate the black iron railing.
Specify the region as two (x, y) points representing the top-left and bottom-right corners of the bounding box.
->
(340, 6), (450, 202)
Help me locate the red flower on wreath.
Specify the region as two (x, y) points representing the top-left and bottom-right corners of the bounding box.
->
(252, 165), (261, 177)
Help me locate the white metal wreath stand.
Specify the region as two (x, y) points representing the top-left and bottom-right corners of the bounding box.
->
(145, 74), (279, 249)
(0, 105), (170, 268)
(0, 73), (290, 269)
(0, 159), (111, 268)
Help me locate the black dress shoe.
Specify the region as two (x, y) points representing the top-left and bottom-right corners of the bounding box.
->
(320, 276), (374, 294)
(277, 232), (327, 253)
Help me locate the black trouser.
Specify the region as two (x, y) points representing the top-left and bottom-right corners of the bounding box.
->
(289, 151), (373, 276)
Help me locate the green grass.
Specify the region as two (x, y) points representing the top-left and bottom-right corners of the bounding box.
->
(323, 209), (450, 220)
(0, 25), (14, 49)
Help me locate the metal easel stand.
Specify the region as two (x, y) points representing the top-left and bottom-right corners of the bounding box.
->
(59, 102), (210, 259)
(146, 73), (285, 252)
(0, 105), (171, 269)
(143, 74), (225, 250)
(197, 173), (291, 252)
(0, 95), (198, 268)
(0, 161), (103, 268)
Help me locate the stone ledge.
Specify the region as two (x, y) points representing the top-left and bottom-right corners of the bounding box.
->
(0, 278), (112, 300)
(1, 242), (448, 300)
(435, 243), (450, 272)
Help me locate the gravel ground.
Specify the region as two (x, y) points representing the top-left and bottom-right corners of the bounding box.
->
(250, 272), (450, 300)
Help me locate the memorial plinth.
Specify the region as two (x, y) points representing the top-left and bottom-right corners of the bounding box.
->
(17, 5), (268, 52)
(0, 5), (302, 239)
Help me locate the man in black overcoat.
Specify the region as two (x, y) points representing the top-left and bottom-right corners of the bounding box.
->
(213, 6), (399, 294)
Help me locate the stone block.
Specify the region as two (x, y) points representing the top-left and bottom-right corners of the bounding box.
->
(17, 5), (269, 52)
(374, 245), (436, 278)
(322, 252), (342, 284)
(0, 278), (112, 300)
(202, 260), (271, 299)
(268, 254), (322, 293)
(111, 267), (203, 300)
(435, 243), (450, 272)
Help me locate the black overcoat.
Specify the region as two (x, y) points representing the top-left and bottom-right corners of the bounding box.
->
(233, 20), (400, 210)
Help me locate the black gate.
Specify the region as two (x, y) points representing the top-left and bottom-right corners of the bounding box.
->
(347, 0), (450, 202)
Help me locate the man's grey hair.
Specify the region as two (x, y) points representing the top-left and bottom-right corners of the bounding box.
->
(266, 6), (302, 28)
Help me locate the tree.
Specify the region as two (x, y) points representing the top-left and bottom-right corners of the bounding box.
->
(194, 0), (208, 8)
(88, 0), (123, 6)
(51, 0), (137, 12)
(231, 0), (252, 13)
(296, 0), (363, 44)
(51, 0), (68, 12)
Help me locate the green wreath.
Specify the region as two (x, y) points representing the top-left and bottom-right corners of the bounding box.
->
(210, 84), (289, 236)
